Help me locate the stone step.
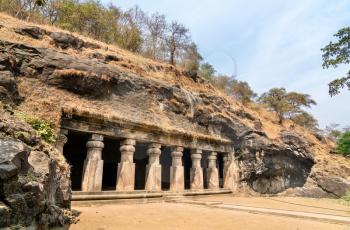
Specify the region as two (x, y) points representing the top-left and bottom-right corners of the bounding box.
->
(72, 189), (232, 201)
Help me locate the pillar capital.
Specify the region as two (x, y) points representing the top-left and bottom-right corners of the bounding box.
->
(55, 129), (68, 153)
(90, 134), (104, 142)
(86, 140), (104, 149)
(120, 138), (136, 146)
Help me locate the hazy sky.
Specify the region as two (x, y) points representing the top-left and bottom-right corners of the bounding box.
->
(103, 0), (350, 128)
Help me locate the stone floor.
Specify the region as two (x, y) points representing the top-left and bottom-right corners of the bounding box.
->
(70, 195), (350, 230)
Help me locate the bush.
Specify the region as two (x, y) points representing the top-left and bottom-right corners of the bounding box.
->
(23, 115), (57, 143)
(337, 131), (350, 156)
(341, 192), (350, 202)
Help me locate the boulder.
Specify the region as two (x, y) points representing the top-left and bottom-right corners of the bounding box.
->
(15, 26), (48, 39)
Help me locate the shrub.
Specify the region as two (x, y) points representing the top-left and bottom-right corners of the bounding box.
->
(22, 115), (57, 143)
(337, 131), (350, 156)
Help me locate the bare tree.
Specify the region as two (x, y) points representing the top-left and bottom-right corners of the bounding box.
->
(144, 12), (167, 60)
(165, 21), (190, 65)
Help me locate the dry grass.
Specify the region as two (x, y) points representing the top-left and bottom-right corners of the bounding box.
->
(2, 12), (350, 178)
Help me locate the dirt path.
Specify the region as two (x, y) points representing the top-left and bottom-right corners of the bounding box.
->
(70, 197), (350, 230)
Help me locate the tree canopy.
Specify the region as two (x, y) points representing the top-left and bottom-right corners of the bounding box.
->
(337, 131), (350, 156)
(258, 88), (317, 124)
(321, 27), (350, 96)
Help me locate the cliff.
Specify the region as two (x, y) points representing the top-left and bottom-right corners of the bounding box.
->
(1, 13), (350, 228)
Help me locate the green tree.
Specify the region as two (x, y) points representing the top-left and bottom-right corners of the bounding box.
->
(230, 80), (257, 105)
(337, 131), (350, 156)
(199, 62), (216, 80)
(291, 111), (319, 131)
(258, 88), (317, 124)
(321, 27), (350, 96)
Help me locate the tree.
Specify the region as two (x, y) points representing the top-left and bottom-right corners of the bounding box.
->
(336, 131), (350, 156)
(143, 12), (167, 60)
(258, 88), (317, 124)
(199, 62), (216, 80)
(291, 111), (319, 131)
(325, 123), (342, 141)
(165, 21), (190, 65)
(180, 42), (203, 72)
(321, 27), (350, 96)
(211, 75), (233, 94)
(230, 80), (257, 105)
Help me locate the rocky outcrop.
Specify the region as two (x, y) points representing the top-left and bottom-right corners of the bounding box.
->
(0, 114), (73, 229)
(1, 20), (349, 202)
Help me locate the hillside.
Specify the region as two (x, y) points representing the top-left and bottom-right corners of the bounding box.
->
(1, 12), (350, 227)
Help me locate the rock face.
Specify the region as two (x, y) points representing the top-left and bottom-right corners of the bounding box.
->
(0, 17), (349, 219)
(0, 115), (72, 229)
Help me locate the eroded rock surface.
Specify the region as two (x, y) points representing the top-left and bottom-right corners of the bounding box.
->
(0, 115), (72, 229)
(0, 19), (349, 207)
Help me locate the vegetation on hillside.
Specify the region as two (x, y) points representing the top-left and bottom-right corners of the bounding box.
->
(322, 27), (350, 96)
(258, 88), (317, 125)
(336, 131), (350, 156)
(0, 0), (202, 69)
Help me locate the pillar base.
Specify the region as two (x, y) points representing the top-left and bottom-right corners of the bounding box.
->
(145, 165), (161, 191)
(81, 159), (104, 192)
(190, 167), (203, 190)
(207, 168), (219, 189)
(170, 166), (184, 192)
(116, 162), (135, 191)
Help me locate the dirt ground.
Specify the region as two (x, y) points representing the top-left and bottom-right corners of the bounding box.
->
(70, 196), (350, 230)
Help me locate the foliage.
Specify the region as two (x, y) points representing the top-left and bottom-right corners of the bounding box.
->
(211, 75), (233, 94)
(258, 88), (317, 124)
(321, 27), (350, 96)
(341, 192), (350, 202)
(324, 123), (343, 141)
(22, 115), (57, 143)
(199, 62), (216, 80)
(0, 0), (196, 68)
(336, 131), (350, 156)
(230, 80), (257, 105)
(291, 111), (319, 131)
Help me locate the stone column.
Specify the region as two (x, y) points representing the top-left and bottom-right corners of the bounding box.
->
(145, 143), (162, 191)
(55, 129), (68, 154)
(190, 149), (203, 190)
(81, 134), (104, 192)
(223, 151), (238, 190)
(170, 147), (184, 192)
(116, 139), (136, 191)
(207, 152), (219, 189)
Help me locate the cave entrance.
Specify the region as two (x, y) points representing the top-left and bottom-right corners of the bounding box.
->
(160, 146), (171, 190)
(102, 138), (121, 191)
(183, 148), (192, 189)
(63, 131), (89, 191)
(134, 142), (148, 190)
(201, 152), (209, 189)
(218, 153), (224, 188)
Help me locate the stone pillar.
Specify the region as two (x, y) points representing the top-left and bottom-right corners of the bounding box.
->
(170, 147), (184, 192)
(190, 149), (203, 190)
(145, 143), (162, 191)
(223, 151), (238, 190)
(207, 152), (219, 189)
(55, 129), (68, 154)
(81, 134), (104, 192)
(116, 139), (136, 191)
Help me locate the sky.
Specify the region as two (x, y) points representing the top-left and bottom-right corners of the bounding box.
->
(103, 0), (350, 128)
